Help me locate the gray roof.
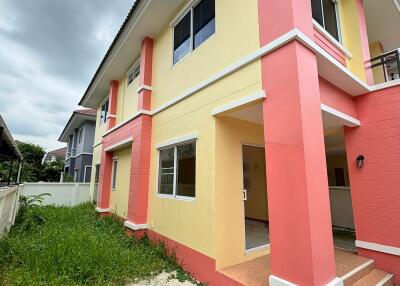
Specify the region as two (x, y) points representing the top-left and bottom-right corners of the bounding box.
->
(0, 114), (23, 161)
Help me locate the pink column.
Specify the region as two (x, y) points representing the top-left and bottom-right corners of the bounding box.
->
(125, 37), (153, 231)
(97, 149), (113, 211)
(127, 115), (152, 225)
(107, 80), (119, 129)
(138, 37), (153, 110)
(258, 0), (337, 285)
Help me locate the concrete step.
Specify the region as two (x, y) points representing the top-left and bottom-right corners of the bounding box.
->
(339, 255), (395, 286)
(352, 270), (395, 286)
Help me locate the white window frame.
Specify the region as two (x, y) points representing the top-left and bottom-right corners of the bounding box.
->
(99, 97), (109, 125)
(316, 0), (342, 43)
(156, 135), (197, 201)
(171, 0), (215, 66)
(126, 57), (140, 86)
(83, 165), (92, 183)
(111, 157), (118, 191)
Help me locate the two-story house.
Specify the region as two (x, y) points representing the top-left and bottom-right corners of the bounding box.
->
(58, 109), (96, 182)
(78, 0), (400, 285)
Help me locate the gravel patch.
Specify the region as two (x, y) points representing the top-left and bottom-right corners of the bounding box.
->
(129, 271), (199, 286)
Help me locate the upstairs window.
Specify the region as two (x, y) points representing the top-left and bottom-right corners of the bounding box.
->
(158, 141), (196, 198)
(173, 0), (215, 65)
(312, 0), (340, 41)
(127, 63), (140, 85)
(78, 128), (83, 143)
(100, 98), (109, 125)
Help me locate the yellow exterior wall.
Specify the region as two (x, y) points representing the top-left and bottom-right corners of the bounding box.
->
(94, 107), (107, 146)
(338, 0), (368, 82)
(243, 145), (268, 222)
(151, 0), (261, 110)
(109, 147), (132, 219)
(215, 117), (268, 269)
(146, 0), (262, 264)
(115, 75), (139, 125)
(369, 41), (385, 84)
(326, 152), (350, 187)
(148, 60), (263, 262)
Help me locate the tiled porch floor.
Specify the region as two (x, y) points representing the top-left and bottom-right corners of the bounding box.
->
(245, 219), (356, 252)
(219, 248), (370, 286)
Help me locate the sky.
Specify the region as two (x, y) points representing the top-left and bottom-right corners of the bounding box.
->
(0, 0), (133, 152)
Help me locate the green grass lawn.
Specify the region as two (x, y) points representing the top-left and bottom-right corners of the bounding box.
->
(0, 202), (191, 286)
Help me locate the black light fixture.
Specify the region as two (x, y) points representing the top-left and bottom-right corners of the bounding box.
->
(356, 155), (365, 169)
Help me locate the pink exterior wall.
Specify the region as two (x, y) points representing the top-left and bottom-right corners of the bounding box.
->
(344, 85), (400, 283)
(313, 28), (346, 66)
(319, 78), (357, 118)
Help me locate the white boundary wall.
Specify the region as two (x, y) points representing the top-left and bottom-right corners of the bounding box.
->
(0, 185), (20, 237)
(21, 183), (90, 206)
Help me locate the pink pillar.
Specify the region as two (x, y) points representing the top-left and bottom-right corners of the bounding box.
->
(138, 37), (153, 110)
(107, 80), (119, 129)
(355, 0), (373, 86)
(126, 37), (153, 228)
(258, 0), (337, 285)
(97, 149), (113, 210)
(127, 115), (152, 224)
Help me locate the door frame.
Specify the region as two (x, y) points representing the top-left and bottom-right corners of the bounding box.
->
(241, 143), (270, 254)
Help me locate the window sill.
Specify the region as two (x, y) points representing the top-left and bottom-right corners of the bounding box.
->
(157, 194), (196, 202)
(312, 20), (352, 60)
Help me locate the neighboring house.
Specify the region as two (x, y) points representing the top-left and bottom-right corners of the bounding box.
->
(77, 1), (400, 285)
(58, 109), (96, 182)
(43, 147), (67, 163)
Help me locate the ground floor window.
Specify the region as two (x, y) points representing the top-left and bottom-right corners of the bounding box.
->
(112, 158), (118, 191)
(158, 141), (196, 199)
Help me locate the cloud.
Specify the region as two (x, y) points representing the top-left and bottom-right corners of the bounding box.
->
(0, 0), (133, 151)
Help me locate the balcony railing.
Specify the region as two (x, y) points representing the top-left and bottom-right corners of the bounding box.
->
(369, 49), (400, 83)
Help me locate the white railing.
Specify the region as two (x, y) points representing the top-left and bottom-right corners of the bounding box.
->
(21, 183), (90, 206)
(0, 185), (20, 237)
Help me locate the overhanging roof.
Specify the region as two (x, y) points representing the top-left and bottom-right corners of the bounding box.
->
(79, 0), (186, 109)
(0, 115), (23, 161)
(58, 109), (96, 142)
(365, 0), (400, 51)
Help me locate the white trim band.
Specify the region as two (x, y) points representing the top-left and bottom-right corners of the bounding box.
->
(269, 275), (343, 286)
(107, 114), (117, 119)
(124, 221), (148, 231)
(269, 275), (296, 286)
(320, 103), (361, 127)
(376, 274), (395, 286)
(104, 137), (133, 152)
(156, 132), (199, 149)
(211, 91), (266, 116)
(95, 207), (110, 213)
(356, 240), (400, 256)
(137, 85), (153, 93)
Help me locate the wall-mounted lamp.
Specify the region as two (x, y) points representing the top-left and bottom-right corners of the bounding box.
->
(356, 155), (365, 169)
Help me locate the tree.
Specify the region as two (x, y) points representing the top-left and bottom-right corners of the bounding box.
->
(0, 141), (65, 183)
(40, 158), (64, 182)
